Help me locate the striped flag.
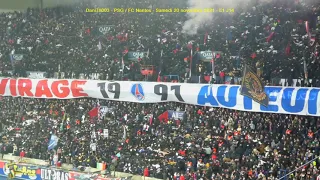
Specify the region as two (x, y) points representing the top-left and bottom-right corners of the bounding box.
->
(96, 163), (106, 170)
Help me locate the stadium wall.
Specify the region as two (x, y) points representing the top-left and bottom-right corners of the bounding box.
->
(0, 155), (161, 180)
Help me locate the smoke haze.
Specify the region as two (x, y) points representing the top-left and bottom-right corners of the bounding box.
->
(182, 0), (265, 35)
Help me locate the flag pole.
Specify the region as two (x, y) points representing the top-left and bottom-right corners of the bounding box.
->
(303, 56), (308, 85)
(58, 64), (61, 79)
(240, 64), (247, 90)
(121, 56), (124, 80)
(189, 48), (193, 78)
(211, 50), (215, 80)
(10, 54), (16, 76)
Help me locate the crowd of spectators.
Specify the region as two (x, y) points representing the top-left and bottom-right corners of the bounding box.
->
(0, 0), (319, 83)
(0, 0), (320, 180)
(1, 97), (320, 180)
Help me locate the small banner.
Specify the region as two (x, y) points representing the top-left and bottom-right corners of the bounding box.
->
(198, 51), (223, 62)
(124, 52), (146, 61)
(10, 54), (24, 65)
(167, 110), (186, 120)
(94, 25), (115, 36)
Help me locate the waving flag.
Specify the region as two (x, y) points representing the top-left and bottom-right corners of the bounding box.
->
(266, 32), (275, 42)
(204, 32), (208, 45)
(88, 107), (99, 119)
(240, 65), (269, 106)
(48, 134), (59, 150)
(97, 41), (102, 50)
(99, 106), (114, 120)
(158, 111), (169, 123)
(226, 31), (233, 42)
(10, 54), (23, 67)
(305, 21), (316, 46)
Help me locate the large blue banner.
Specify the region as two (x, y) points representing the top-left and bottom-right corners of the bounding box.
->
(197, 85), (320, 116)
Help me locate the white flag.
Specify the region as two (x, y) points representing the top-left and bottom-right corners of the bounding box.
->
(122, 125), (127, 139)
(97, 41), (102, 50)
(146, 49), (149, 58)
